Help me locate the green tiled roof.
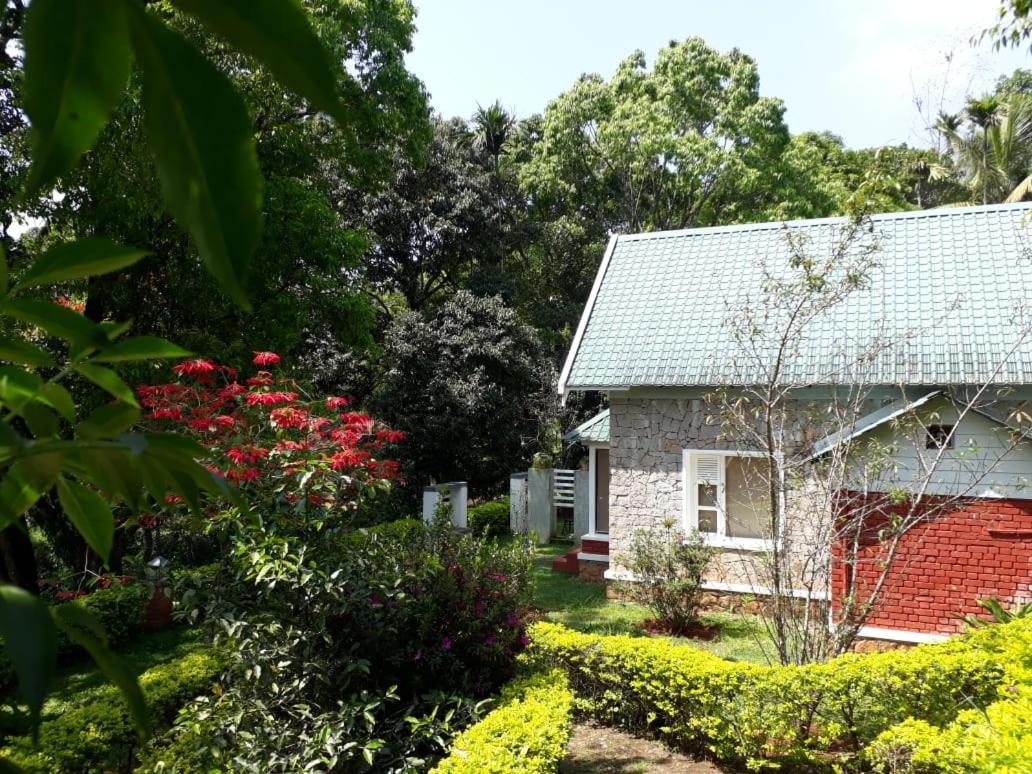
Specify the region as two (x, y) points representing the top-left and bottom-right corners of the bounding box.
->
(560, 203), (1032, 392)
(563, 409), (610, 444)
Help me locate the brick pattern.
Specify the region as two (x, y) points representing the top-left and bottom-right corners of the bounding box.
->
(833, 496), (1032, 635)
(581, 538), (610, 556)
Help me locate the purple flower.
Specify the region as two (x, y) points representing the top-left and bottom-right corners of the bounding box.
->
(369, 594), (382, 606)
(489, 573), (506, 582)
(440, 637), (453, 652)
(505, 612), (520, 627)
(413, 650), (422, 662)
(484, 634), (497, 647)
(474, 600), (487, 615)
(518, 634), (530, 647)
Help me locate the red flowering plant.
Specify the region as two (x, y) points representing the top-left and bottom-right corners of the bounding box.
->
(137, 352), (404, 529)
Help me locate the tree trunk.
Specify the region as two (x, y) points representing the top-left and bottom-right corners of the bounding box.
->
(0, 518), (40, 594)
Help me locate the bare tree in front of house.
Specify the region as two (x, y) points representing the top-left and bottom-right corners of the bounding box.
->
(707, 212), (1032, 665)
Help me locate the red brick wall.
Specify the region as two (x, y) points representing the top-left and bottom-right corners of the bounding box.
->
(833, 496), (1032, 635)
(581, 538), (610, 556)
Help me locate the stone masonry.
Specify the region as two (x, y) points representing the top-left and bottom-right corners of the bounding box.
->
(607, 396), (818, 591)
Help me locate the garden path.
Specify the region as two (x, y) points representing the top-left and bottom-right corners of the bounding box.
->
(560, 722), (726, 773)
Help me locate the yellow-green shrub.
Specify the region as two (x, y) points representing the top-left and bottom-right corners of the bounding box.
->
(866, 618), (1032, 773)
(0, 647), (225, 773)
(431, 669), (574, 774)
(527, 620), (1015, 770)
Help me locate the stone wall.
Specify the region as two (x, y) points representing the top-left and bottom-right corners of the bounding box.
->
(607, 396), (820, 593)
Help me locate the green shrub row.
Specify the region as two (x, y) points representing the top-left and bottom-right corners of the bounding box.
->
(0, 583), (149, 692)
(431, 669), (574, 774)
(866, 618), (1032, 773)
(0, 646), (225, 773)
(526, 620), (1015, 770)
(468, 497), (510, 537)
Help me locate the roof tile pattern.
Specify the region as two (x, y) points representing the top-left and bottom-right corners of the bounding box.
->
(564, 203), (1032, 389)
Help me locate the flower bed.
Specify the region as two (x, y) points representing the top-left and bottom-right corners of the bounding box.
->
(431, 669), (574, 773)
(526, 619), (1027, 770)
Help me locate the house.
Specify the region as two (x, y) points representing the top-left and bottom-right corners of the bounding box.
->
(559, 202), (1032, 643)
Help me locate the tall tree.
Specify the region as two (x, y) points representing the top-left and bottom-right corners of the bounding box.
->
(518, 38), (809, 234)
(13, 0), (430, 363)
(343, 116), (507, 314)
(373, 291), (556, 495)
(936, 94), (1032, 204)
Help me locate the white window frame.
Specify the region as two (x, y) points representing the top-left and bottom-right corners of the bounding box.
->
(682, 449), (774, 551)
(585, 443), (609, 540)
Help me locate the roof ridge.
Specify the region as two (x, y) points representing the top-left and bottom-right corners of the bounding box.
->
(618, 201), (1032, 243)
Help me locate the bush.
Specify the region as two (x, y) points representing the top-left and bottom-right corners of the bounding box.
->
(169, 517), (537, 771)
(469, 498), (511, 537)
(0, 646), (224, 773)
(526, 620), (1016, 770)
(621, 525), (714, 631)
(431, 669), (574, 774)
(0, 583), (149, 692)
(866, 618), (1032, 773)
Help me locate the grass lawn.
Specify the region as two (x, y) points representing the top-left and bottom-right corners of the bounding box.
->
(532, 543), (775, 664)
(0, 626), (202, 739)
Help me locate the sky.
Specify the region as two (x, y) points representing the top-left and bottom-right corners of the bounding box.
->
(406, 0), (1031, 150)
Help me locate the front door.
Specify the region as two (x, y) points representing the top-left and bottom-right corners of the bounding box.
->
(594, 447), (609, 533)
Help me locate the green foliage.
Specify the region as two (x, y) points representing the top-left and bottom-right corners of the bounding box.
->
(0, 583), (148, 694)
(165, 517), (536, 771)
(2, 0), (371, 735)
(431, 669), (574, 774)
(468, 498), (510, 537)
(375, 291), (556, 494)
(0, 646), (224, 773)
(867, 618), (1032, 773)
(526, 620), (1021, 770)
(959, 596), (1032, 629)
(621, 526), (714, 632)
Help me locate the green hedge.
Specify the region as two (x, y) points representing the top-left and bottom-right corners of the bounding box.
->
(340, 517), (425, 549)
(866, 618), (1032, 773)
(431, 669), (574, 773)
(0, 583), (149, 692)
(468, 498), (510, 537)
(0, 646), (224, 773)
(527, 621), (1012, 770)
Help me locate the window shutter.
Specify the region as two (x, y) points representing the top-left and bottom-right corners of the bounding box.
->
(694, 454), (722, 484)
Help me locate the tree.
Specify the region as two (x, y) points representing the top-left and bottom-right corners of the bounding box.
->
(12, 1), (429, 364)
(936, 94), (1032, 204)
(519, 38), (808, 234)
(373, 291), (556, 495)
(0, 0), (393, 745)
(343, 116), (511, 314)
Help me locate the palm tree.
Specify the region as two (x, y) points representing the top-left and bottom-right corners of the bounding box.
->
(936, 95), (1032, 204)
(471, 101), (515, 174)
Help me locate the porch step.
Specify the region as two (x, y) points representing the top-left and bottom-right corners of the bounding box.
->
(551, 547), (580, 575)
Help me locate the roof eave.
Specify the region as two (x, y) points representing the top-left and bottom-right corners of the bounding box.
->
(557, 233), (620, 398)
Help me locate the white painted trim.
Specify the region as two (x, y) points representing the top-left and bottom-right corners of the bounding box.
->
(587, 445), (610, 537)
(856, 626), (948, 644)
(682, 449), (770, 544)
(557, 234), (619, 397)
(581, 533), (609, 542)
(700, 536), (774, 551)
(603, 569), (830, 601)
(577, 552), (610, 563)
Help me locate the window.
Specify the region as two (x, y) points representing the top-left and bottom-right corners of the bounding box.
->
(684, 451), (772, 550)
(925, 424), (955, 450)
